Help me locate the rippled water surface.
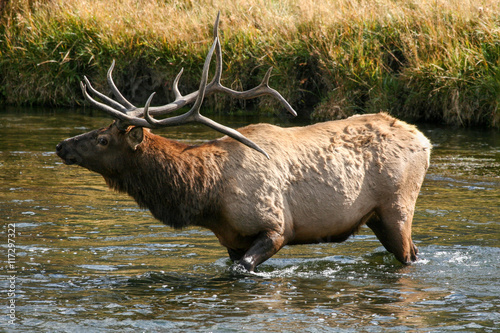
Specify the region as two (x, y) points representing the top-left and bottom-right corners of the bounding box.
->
(1, 108), (499, 332)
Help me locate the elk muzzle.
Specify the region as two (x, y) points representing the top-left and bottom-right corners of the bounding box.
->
(56, 140), (79, 165)
(56, 132), (93, 166)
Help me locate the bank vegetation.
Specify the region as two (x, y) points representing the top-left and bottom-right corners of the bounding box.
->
(1, 0), (499, 127)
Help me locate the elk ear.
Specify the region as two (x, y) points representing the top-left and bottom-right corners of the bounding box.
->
(126, 127), (144, 150)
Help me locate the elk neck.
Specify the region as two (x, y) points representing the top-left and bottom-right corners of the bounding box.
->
(104, 131), (228, 229)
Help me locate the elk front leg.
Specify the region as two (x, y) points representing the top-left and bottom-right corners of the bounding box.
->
(227, 248), (245, 262)
(234, 230), (286, 272)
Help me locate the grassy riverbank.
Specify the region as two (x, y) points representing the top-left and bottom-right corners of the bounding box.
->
(1, 0), (499, 127)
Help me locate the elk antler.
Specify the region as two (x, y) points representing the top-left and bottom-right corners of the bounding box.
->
(80, 12), (297, 158)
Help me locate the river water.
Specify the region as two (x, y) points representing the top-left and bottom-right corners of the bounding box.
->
(1, 108), (498, 332)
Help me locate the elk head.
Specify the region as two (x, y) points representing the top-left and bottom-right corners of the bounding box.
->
(57, 12), (296, 172)
(56, 123), (145, 177)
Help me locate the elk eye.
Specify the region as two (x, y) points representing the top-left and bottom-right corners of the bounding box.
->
(97, 137), (108, 146)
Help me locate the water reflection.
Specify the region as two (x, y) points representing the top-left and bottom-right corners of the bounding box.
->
(0, 108), (498, 332)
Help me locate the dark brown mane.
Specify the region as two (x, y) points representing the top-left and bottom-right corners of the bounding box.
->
(104, 132), (226, 229)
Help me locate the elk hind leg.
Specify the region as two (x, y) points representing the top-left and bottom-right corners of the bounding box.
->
(367, 204), (418, 265)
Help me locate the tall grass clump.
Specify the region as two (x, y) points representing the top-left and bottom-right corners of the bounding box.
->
(1, 0), (499, 127)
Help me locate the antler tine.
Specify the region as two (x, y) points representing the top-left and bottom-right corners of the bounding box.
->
(213, 11), (220, 41)
(208, 66), (297, 117)
(144, 38), (220, 128)
(141, 12), (220, 117)
(206, 15), (224, 91)
(80, 61), (141, 121)
(107, 60), (136, 111)
(145, 36), (270, 158)
(172, 68), (184, 100)
(80, 81), (149, 128)
(85, 60), (184, 118)
(204, 12), (296, 117)
(82, 76), (129, 113)
(197, 113), (270, 159)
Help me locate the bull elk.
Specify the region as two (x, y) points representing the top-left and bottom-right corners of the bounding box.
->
(56, 13), (431, 272)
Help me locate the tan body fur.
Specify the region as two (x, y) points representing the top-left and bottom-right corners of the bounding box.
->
(208, 113), (431, 266)
(57, 112), (431, 271)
